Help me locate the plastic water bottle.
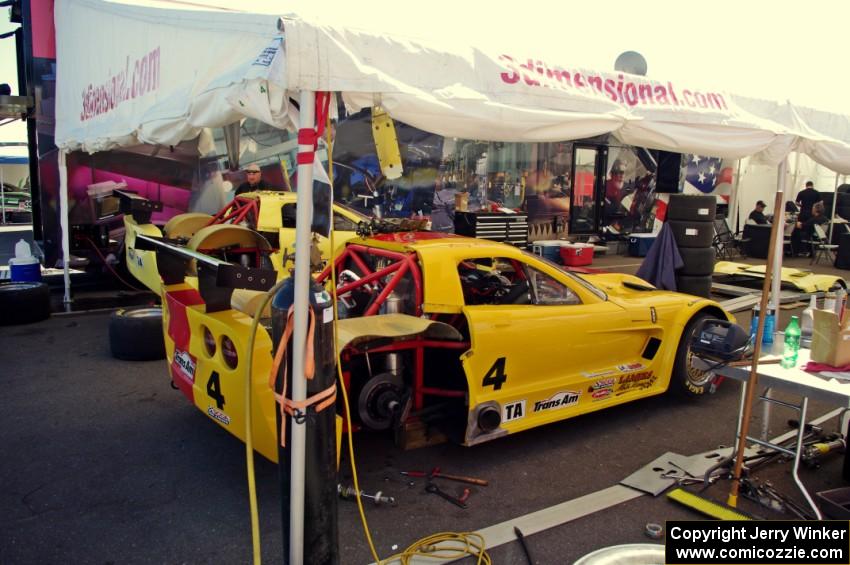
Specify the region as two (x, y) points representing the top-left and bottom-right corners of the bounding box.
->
(824, 291), (837, 313)
(801, 295), (817, 339)
(781, 316), (801, 369)
(749, 305), (760, 343)
(763, 305), (775, 345)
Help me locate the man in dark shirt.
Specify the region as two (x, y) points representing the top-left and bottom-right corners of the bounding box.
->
(748, 200), (769, 224)
(796, 180), (821, 222)
(235, 163), (270, 196)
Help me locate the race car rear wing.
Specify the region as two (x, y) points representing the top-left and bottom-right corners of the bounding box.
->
(134, 234), (276, 312)
(114, 189), (163, 224)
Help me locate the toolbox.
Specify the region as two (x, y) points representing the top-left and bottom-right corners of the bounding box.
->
(454, 211), (528, 248)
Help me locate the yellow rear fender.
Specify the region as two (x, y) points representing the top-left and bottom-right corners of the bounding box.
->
(124, 215), (164, 294)
(160, 282), (279, 462)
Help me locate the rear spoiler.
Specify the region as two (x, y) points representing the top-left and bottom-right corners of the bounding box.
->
(114, 189), (163, 224)
(134, 234), (276, 312)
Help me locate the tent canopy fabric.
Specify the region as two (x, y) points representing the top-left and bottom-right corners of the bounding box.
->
(54, 0), (850, 173)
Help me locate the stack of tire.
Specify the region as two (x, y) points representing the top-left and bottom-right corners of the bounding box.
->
(667, 194), (716, 298)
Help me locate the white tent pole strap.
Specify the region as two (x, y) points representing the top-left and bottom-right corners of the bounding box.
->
(289, 88), (315, 565)
(830, 172), (840, 241)
(59, 150), (72, 309)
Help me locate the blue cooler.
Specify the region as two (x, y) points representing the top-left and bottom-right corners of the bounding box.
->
(9, 256), (41, 281)
(532, 240), (564, 263)
(628, 234), (657, 257)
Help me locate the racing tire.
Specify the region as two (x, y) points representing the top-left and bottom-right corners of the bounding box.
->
(676, 274), (712, 298)
(666, 194), (716, 222)
(677, 247), (716, 276)
(672, 313), (717, 398)
(0, 282), (50, 325)
(109, 307), (166, 361)
(667, 220), (715, 248)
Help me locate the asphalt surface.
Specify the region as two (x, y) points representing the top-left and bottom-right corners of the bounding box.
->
(2, 251), (850, 564)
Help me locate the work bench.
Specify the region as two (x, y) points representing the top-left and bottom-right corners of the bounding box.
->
(716, 349), (850, 519)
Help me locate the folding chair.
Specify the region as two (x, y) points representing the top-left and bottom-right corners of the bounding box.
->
(811, 223), (838, 265)
(713, 217), (743, 259)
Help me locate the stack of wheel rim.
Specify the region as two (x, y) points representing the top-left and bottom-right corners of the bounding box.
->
(667, 194), (716, 298)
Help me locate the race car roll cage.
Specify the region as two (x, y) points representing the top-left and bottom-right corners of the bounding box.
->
(317, 243), (469, 412)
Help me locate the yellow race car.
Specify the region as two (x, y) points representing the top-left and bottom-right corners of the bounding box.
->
(122, 193), (733, 461)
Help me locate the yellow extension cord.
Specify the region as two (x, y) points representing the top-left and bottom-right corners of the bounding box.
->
(241, 108), (490, 565)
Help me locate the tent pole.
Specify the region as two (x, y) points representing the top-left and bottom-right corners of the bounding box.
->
(728, 159), (742, 230)
(288, 89), (316, 565)
(59, 150), (72, 310)
(761, 159), (788, 440)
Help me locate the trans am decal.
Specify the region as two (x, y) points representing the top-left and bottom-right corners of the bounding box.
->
(533, 391), (581, 413)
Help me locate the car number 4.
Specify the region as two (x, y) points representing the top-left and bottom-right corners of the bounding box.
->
(482, 357), (508, 390)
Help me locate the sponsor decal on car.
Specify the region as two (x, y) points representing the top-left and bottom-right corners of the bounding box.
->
(616, 371), (657, 394)
(582, 368), (617, 379)
(591, 389), (614, 401)
(533, 391), (581, 413)
(588, 378), (615, 391)
(173, 349), (196, 383)
(617, 362), (645, 372)
(207, 406), (231, 426)
(502, 400), (526, 422)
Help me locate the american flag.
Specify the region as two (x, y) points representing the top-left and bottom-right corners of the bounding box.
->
(684, 154), (723, 194)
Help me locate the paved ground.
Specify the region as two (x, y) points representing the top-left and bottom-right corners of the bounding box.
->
(2, 249), (850, 564)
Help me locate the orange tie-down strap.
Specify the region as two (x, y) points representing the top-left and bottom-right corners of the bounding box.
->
(268, 305), (337, 447)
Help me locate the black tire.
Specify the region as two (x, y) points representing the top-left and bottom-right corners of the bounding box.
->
(678, 247), (716, 276)
(109, 307), (166, 361)
(666, 194), (716, 222)
(668, 220), (715, 248)
(0, 282), (50, 325)
(676, 274), (712, 298)
(672, 313), (717, 398)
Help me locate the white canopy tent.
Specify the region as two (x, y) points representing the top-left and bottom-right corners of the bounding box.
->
(55, 0), (850, 170)
(52, 0), (850, 561)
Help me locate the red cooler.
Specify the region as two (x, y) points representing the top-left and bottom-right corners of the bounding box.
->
(560, 243), (594, 266)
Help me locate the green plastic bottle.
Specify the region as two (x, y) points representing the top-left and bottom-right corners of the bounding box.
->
(781, 316), (801, 369)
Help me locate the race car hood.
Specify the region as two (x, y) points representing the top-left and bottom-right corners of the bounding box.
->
(714, 261), (845, 293)
(580, 272), (717, 322)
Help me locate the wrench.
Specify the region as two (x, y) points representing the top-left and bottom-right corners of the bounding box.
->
(425, 483), (468, 509)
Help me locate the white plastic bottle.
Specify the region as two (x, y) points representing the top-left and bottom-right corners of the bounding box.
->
(801, 294), (817, 340)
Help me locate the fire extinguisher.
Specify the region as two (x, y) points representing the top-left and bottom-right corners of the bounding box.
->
(272, 276), (338, 565)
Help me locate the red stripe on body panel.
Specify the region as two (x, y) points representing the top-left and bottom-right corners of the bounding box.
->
(165, 289), (204, 402)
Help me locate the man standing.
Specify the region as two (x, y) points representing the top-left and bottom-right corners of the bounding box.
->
(795, 180), (821, 222)
(235, 163), (270, 196)
(747, 200), (769, 225)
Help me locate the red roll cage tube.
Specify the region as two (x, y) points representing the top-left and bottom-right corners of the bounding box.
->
(317, 243), (470, 412)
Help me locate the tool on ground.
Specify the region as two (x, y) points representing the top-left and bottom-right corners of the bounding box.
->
(668, 488), (753, 520)
(401, 466), (489, 486)
(337, 483), (396, 506)
(644, 523), (664, 540)
(425, 483), (468, 509)
(513, 526), (534, 565)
